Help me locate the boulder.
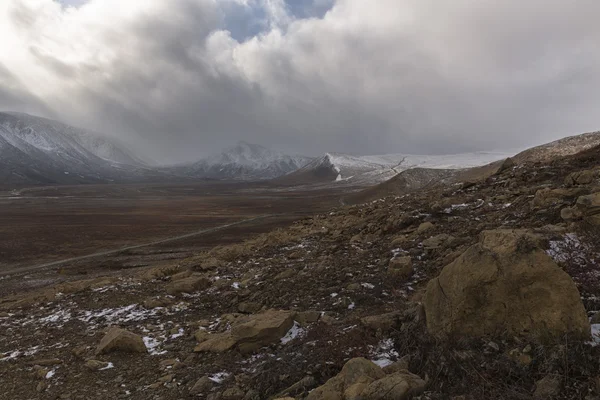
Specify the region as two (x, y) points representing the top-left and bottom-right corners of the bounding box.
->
(422, 234), (455, 249)
(193, 333), (237, 353)
(190, 376), (214, 395)
(533, 374), (561, 398)
(417, 222), (434, 233)
(360, 370), (426, 400)
(95, 327), (147, 355)
(83, 359), (110, 371)
(424, 229), (589, 339)
(166, 276), (211, 295)
(574, 192), (600, 225)
(306, 358), (385, 400)
(565, 169), (598, 186)
(361, 312), (401, 333)
(231, 309), (296, 354)
(532, 188), (587, 209)
(388, 257), (413, 280)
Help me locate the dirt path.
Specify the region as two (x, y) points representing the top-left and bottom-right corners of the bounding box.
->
(1, 214), (275, 277)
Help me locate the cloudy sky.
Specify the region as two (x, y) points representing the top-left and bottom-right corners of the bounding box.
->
(0, 0), (599, 163)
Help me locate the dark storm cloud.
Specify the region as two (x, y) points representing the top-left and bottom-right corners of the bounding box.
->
(1, 0), (600, 163)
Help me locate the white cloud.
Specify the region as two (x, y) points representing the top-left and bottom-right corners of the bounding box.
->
(1, 0), (600, 162)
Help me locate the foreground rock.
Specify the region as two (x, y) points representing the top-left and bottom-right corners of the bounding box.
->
(95, 327), (147, 355)
(424, 229), (589, 339)
(195, 309), (296, 354)
(561, 192), (600, 225)
(306, 357), (425, 400)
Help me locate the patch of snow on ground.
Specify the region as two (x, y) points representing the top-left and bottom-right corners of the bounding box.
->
(143, 336), (167, 356)
(370, 338), (399, 368)
(208, 372), (230, 384)
(281, 322), (306, 344)
(170, 328), (185, 339)
(361, 283), (375, 289)
(0, 350), (21, 362)
(547, 233), (588, 264)
(45, 369), (56, 379)
(99, 362), (114, 370)
(232, 282), (240, 289)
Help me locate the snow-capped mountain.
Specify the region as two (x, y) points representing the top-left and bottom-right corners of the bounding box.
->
(0, 112), (167, 186)
(280, 150), (515, 186)
(174, 141), (313, 180)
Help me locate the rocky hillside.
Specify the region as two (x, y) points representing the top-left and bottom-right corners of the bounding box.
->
(3, 145), (600, 399)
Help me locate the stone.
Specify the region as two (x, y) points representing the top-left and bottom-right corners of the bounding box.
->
(532, 188), (587, 209)
(306, 358), (385, 400)
(95, 327), (147, 355)
(83, 359), (110, 371)
(592, 311), (600, 325)
(222, 387), (245, 400)
(382, 356), (410, 374)
(574, 192), (600, 225)
(143, 297), (174, 309)
(195, 329), (210, 343)
(422, 234), (455, 249)
(509, 349), (532, 366)
(199, 257), (220, 271)
(360, 371), (426, 400)
(533, 374), (561, 398)
(166, 276), (211, 295)
(194, 333), (237, 353)
(424, 229), (589, 339)
(417, 222), (434, 233)
(361, 312), (401, 333)
(296, 311), (321, 326)
(237, 302), (262, 314)
(275, 269), (297, 280)
(171, 270), (193, 281)
(565, 169), (598, 186)
(346, 283), (361, 291)
(231, 309), (296, 354)
(388, 256), (413, 280)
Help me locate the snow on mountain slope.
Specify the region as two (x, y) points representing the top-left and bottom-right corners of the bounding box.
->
(177, 141), (313, 180)
(0, 112), (170, 186)
(280, 150), (515, 186)
(0, 112), (143, 165)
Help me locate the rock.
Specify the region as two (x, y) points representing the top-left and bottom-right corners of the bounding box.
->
(166, 276), (211, 295)
(391, 235), (408, 247)
(574, 192), (600, 225)
(275, 269), (297, 280)
(306, 357), (385, 400)
(171, 270), (193, 281)
(199, 257), (220, 271)
(273, 376), (317, 398)
(195, 329), (210, 343)
(382, 356), (410, 374)
(36, 381), (47, 393)
(565, 169), (598, 186)
(417, 222), (434, 233)
(360, 370), (426, 400)
(592, 311), (600, 325)
(143, 297), (174, 309)
(95, 327), (147, 355)
(498, 157), (516, 172)
(533, 374), (561, 398)
(422, 234), (455, 249)
(388, 256), (413, 280)
(194, 333), (237, 353)
(222, 387), (245, 400)
(71, 345), (88, 358)
(361, 312), (401, 333)
(296, 311), (321, 326)
(237, 302), (262, 314)
(424, 229), (589, 339)
(83, 359), (110, 371)
(532, 188), (587, 209)
(346, 283), (361, 291)
(231, 309), (296, 354)
(509, 349), (532, 366)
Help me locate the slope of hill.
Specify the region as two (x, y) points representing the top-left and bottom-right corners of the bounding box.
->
(278, 151), (512, 186)
(172, 141), (313, 180)
(0, 112), (168, 186)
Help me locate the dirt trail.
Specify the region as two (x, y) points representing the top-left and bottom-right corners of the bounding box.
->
(0, 214), (275, 277)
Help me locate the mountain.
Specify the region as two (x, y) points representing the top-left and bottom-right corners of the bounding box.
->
(278, 150), (513, 186)
(0, 112), (167, 186)
(173, 141), (313, 180)
(512, 130), (600, 164)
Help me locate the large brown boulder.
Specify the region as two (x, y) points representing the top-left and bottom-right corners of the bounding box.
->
(166, 275), (211, 296)
(360, 370), (426, 400)
(562, 192), (600, 225)
(532, 188), (587, 209)
(424, 229), (589, 339)
(95, 327), (147, 355)
(306, 358), (385, 400)
(231, 309), (296, 354)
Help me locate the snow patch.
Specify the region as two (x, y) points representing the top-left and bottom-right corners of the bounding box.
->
(281, 322), (306, 344)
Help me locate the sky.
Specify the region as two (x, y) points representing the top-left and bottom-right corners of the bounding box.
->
(0, 0), (599, 163)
